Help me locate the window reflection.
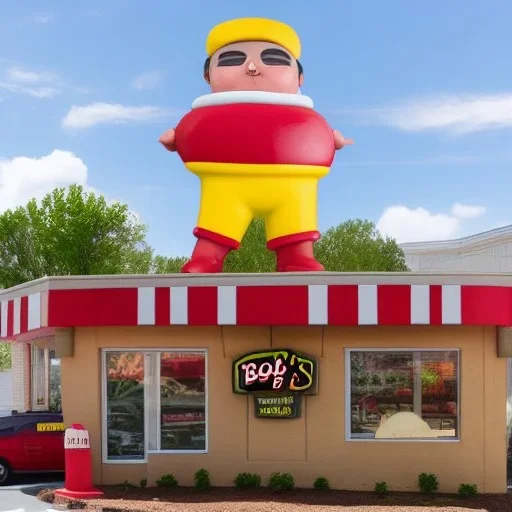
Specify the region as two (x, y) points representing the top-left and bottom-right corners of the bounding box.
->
(160, 352), (206, 451)
(350, 350), (458, 439)
(106, 352), (145, 460)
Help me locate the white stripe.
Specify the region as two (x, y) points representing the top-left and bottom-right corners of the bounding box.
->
(217, 286), (237, 325)
(13, 297), (21, 335)
(137, 287), (155, 325)
(411, 285), (430, 324)
(308, 285), (328, 324)
(358, 285), (378, 325)
(28, 293), (41, 330)
(0, 301), (7, 337)
(442, 285), (461, 324)
(170, 287), (188, 325)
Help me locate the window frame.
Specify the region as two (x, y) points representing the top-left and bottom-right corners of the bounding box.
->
(344, 348), (461, 443)
(101, 348), (208, 464)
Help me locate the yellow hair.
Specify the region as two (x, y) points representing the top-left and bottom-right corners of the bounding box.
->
(206, 17), (301, 59)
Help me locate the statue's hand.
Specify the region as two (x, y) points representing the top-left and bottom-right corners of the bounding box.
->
(159, 128), (177, 152)
(333, 129), (354, 150)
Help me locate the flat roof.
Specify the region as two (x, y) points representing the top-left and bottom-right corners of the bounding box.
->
(1, 272), (512, 341)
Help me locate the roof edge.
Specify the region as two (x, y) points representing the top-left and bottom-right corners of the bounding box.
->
(399, 224), (512, 254)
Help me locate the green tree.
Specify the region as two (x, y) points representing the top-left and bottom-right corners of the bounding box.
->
(0, 184), (153, 289)
(152, 254), (189, 274)
(0, 343), (10, 371)
(315, 219), (409, 272)
(224, 219), (275, 273)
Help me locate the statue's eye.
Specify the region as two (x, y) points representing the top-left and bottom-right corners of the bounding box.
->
(217, 51), (247, 66)
(261, 48), (292, 66)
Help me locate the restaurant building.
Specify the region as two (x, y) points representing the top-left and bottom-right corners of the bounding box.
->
(1, 272), (511, 493)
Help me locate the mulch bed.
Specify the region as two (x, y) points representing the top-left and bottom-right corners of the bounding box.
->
(38, 486), (512, 512)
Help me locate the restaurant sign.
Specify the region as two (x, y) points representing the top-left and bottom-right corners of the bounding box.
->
(232, 349), (317, 395)
(254, 394), (301, 419)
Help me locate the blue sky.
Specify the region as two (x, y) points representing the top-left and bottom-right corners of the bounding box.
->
(0, 0), (511, 257)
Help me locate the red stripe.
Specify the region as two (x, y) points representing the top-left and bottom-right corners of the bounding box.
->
(7, 300), (14, 337)
(461, 285), (512, 325)
(328, 285), (358, 325)
(20, 296), (28, 333)
(429, 285), (442, 324)
(155, 287), (170, 326)
(378, 285), (411, 325)
(48, 289), (138, 327)
(237, 286), (309, 325)
(188, 287), (218, 325)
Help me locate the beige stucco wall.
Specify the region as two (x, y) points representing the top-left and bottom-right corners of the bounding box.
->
(60, 324), (507, 493)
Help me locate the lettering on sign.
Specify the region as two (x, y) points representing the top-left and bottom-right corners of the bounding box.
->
(232, 349), (317, 395)
(64, 428), (90, 449)
(37, 422), (65, 432)
(254, 394), (301, 419)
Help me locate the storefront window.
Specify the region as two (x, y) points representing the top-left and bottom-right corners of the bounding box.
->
(103, 350), (207, 462)
(160, 352), (206, 451)
(31, 345), (47, 410)
(105, 352), (145, 460)
(347, 349), (459, 440)
(49, 351), (62, 412)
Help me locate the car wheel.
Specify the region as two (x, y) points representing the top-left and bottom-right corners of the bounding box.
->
(0, 459), (11, 485)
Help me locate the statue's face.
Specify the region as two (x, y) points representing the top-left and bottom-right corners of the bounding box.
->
(208, 40), (303, 94)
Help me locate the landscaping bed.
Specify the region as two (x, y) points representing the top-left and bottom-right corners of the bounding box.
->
(38, 486), (512, 512)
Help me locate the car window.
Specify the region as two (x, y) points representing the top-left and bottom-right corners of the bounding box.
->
(0, 418), (15, 436)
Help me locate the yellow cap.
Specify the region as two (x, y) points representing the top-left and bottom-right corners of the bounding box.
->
(206, 17), (301, 59)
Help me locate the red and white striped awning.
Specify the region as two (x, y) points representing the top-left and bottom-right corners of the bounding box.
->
(1, 273), (512, 341)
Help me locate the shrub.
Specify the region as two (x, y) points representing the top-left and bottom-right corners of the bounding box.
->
(122, 480), (137, 490)
(375, 481), (389, 495)
(156, 473), (178, 488)
(195, 468), (212, 489)
(418, 472), (439, 493)
(458, 483), (478, 497)
(313, 477), (330, 490)
(140, 478), (147, 489)
(268, 472), (295, 491)
(234, 472), (261, 489)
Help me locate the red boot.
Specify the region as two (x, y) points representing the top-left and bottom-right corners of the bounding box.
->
(268, 232), (325, 272)
(181, 228), (238, 273)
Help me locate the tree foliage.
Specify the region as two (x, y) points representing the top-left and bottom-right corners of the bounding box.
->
(0, 343), (10, 371)
(0, 184), (153, 288)
(315, 219), (409, 272)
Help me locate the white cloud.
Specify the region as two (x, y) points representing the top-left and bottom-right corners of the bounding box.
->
(0, 66), (61, 99)
(377, 202), (487, 243)
(62, 102), (170, 130)
(450, 203), (486, 219)
(132, 70), (163, 90)
(0, 150), (88, 213)
(342, 93), (512, 135)
(34, 14), (55, 24)
(6, 66), (57, 84)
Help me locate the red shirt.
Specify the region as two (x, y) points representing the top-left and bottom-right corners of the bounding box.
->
(175, 92), (335, 167)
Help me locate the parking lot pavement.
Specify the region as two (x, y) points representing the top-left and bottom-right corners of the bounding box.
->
(0, 476), (63, 512)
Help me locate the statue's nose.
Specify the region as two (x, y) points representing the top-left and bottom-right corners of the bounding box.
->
(247, 61), (259, 75)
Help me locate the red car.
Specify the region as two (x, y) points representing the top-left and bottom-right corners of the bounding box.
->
(0, 412), (64, 485)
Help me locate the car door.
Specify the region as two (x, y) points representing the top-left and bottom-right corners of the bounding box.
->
(15, 418), (47, 471)
(35, 416), (65, 471)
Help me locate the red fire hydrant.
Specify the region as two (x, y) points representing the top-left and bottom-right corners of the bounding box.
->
(54, 423), (104, 499)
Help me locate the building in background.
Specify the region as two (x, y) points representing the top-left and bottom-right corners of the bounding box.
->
(400, 225), (512, 273)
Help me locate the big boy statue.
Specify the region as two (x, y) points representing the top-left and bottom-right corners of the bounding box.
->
(159, 17), (353, 273)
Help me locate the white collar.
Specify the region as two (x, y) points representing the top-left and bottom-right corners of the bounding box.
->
(191, 91), (314, 109)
